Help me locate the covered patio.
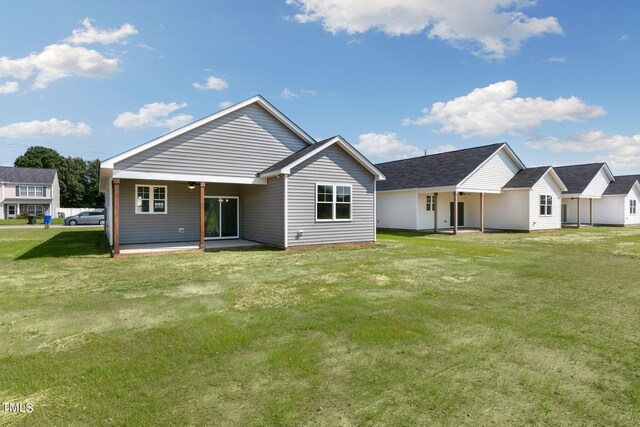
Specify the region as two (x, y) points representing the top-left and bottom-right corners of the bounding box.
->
(417, 191), (488, 235)
(561, 196), (595, 228)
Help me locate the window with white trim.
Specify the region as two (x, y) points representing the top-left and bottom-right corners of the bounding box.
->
(18, 186), (45, 197)
(540, 195), (552, 216)
(426, 195), (435, 211)
(136, 185), (167, 214)
(631, 199), (637, 215)
(316, 184), (351, 221)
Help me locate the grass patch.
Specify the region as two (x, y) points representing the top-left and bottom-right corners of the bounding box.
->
(0, 218), (64, 226)
(0, 227), (639, 425)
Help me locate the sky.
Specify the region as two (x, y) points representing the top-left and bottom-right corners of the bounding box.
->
(0, 0), (639, 174)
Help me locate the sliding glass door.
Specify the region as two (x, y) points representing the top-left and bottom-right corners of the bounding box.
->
(204, 197), (238, 239)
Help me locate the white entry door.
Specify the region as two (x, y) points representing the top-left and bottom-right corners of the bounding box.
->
(6, 204), (17, 218)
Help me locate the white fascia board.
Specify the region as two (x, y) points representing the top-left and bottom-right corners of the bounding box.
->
(112, 170), (267, 185)
(378, 186), (457, 194)
(267, 136), (386, 180)
(600, 163), (615, 181)
(562, 193), (602, 199)
(101, 95), (316, 169)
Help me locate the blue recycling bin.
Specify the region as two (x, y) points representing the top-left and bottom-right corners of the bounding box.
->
(44, 215), (52, 229)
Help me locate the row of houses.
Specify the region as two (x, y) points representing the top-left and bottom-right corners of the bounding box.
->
(376, 143), (640, 233)
(95, 96), (638, 255)
(2, 96), (633, 254)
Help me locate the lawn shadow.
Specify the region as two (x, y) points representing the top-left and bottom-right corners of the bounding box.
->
(16, 230), (111, 260)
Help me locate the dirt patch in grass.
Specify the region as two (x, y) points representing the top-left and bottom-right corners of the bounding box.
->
(233, 283), (302, 311)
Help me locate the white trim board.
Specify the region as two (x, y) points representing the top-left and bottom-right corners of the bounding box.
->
(113, 170), (267, 185)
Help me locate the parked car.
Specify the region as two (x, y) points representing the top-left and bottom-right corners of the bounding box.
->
(64, 210), (105, 226)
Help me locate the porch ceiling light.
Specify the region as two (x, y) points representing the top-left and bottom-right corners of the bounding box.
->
(187, 182), (196, 190)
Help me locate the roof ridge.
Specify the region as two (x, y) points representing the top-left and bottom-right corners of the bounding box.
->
(374, 142), (504, 166)
(554, 162), (606, 169)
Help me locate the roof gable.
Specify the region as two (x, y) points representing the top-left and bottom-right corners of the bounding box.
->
(603, 174), (640, 195)
(101, 95), (315, 169)
(503, 166), (567, 191)
(554, 163), (614, 194)
(376, 143), (523, 191)
(260, 136), (385, 180)
(0, 166), (57, 184)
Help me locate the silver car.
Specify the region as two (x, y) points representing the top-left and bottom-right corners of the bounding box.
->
(64, 210), (105, 226)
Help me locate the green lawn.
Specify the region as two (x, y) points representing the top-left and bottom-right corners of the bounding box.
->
(0, 218), (64, 226)
(0, 228), (639, 425)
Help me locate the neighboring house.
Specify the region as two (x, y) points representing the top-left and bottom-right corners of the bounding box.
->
(554, 163), (615, 227)
(0, 167), (60, 219)
(99, 96), (385, 255)
(593, 175), (640, 226)
(375, 143), (567, 233)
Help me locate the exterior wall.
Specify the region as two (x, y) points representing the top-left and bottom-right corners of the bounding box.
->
(115, 104), (308, 179)
(119, 179), (199, 245)
(484, 190), (530, 230)
(287, 144), (375, 246)
(593, 196), (625, 225)
(529, 174), (563, 230)
(459, 149), (520, 192)
(625, 186), (640, 225)
(377, 191), (418, 230)
(242, 177), (285, 247)
(564, 198), (596, 224)
(583, 168), (612, 197)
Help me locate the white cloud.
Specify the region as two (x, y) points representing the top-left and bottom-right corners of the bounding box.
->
(218, 101), (233, 109)
(286, 0), (563, 59)
(193, 75), (229, 91)
(0, 81), (19, 94)
(113, 102), (193, 130)
(403, 80), (605, 138)
(280, 88), (298, 99)
(548, 56), (566, 63)
(0, 43), (120, 89)
(619, 34), (629, 42)
(355, 132), (423, 160)
(526, 130), (640, 170)
(66, 18), (138, 45)
(0, 118), (91, 138)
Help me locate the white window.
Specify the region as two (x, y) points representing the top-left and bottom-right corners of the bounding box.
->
(540, 195), (552, 216)
(631, 200), (637, 215)
(426, 195), (435, 211)
(135, 185), (167, 214)
(316, 184), (351, 221)
(18, 186), (45, 197)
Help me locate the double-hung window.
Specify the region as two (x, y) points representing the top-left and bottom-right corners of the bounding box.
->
(135, 185), (167, 214)
(316, 184), (351, 221)
(540, 195), (552, 216)
(426, 195), (435, 211)
(631, 199), (637, 215)
(18, 186), (45, 197)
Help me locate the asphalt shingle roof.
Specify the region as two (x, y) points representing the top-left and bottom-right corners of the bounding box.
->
(553, 163), (606, 194)
(260, 137), (334, 175)
(603, 174), (640, 195)
(503, 166), (552, 189)
(375, 143), (507, 191)
(0, 167), (57, 184)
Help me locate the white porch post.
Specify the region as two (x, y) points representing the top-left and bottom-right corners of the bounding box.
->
(576, 197), (581, 228)
(453, 191), (459, 235)
(480, 192), (485, 233)
(433, 192), (438, 233)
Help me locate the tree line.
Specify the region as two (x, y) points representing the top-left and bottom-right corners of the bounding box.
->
(14, 146), (104, 208)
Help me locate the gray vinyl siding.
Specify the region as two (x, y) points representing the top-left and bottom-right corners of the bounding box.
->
(115, 104), (308, 178)
(119, 179), (199, 244)
(242, 177), (285, 247)
(287, 145), (376, 246)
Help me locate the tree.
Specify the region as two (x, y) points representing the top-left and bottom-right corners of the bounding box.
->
(13, 146), (104, 208)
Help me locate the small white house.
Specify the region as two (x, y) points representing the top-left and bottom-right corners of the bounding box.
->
(593, 175), (640, 226)
(375, 143), (567, 233)
(554, 163), (615, 227)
